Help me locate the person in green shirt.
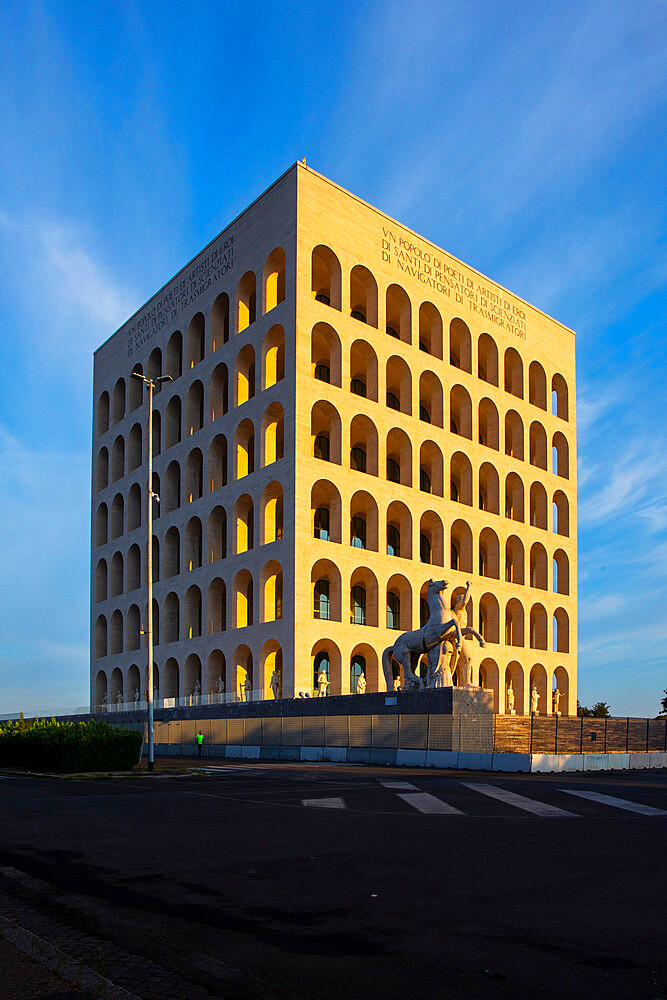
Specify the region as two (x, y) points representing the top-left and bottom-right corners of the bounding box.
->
(196, 730), (204, 758)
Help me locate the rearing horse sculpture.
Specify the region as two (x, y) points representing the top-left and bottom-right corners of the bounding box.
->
(382, 579), (462, 691)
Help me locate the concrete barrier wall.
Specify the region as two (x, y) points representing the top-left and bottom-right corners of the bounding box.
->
(153, 741), (666, 772)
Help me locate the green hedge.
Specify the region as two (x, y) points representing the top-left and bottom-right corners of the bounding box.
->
(0, 718), (143, 773)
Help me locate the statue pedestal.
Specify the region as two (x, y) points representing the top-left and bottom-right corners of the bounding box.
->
(508, 709), (516, 715)
(555, 711), (561, 716)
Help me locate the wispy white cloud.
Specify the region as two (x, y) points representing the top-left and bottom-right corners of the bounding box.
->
(579, 438), (667, 529)
(0, 209), (138, 384)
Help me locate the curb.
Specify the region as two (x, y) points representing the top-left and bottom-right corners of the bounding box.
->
(0, 914), (140, 1000)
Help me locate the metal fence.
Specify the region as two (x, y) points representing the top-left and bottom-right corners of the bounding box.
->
(493, 715), (667, 754)
(153, 714), (467, 751)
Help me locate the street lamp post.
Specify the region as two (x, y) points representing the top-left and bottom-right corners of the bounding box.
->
(131, 371), (172, 771)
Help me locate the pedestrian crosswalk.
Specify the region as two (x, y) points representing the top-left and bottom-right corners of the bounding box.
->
(300, 779), (667, 818)
(560, 788), (667, 817)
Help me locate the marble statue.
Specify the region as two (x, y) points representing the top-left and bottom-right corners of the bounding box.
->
(531, 684), (540, 715)
(382, 580), (462, 690)
(116, 691), (123, 707)
(216, 677), (225, 702)
(506, 682), (515, 714)
(270, 669), (281, 700)
(553, 688), (561, 715)
(356, 672), (367, 695)
(134, 688), (140, 707)
(446, 582), (485, 688)
(317, 669), (329, 697)
(193, 680), (201, 700)
(244, 672), (252, 701)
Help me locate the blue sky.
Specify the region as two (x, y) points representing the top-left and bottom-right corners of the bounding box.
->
(0, 1), (665, 716)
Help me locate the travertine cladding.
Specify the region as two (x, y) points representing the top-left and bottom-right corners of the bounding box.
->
(91, 163), (577, 716)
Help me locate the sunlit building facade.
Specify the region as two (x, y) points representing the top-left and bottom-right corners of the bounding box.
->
(91, 163), (577, 715)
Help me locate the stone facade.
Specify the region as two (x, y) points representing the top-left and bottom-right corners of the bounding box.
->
(91, 163), (577, 715)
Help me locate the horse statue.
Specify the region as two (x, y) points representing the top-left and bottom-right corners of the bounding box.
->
(382, 579), (462, 691)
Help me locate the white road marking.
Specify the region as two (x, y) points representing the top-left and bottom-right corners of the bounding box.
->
(301, 797), (347, 809)
(462, 782), (577, 817)
(560, 789), (667, 817)
(380, 780), (419, 790)
(397, 792), (463, 814)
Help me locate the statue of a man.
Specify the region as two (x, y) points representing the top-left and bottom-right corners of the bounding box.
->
(317, 668), (329, 697)
(356, 672), (366, 695)
(447, 582), (483, 687)
(194, 680), (201, 699)
(134, 688), (140, 706)
(117, 690), (123, 707)
(506, 682), (515, 714)
(216, 677), (225, 701)
(553, 688), (561, 714)
(531, 685), (540, 715)
(244, 672), (252, 701)
(270, 669), (281, 700)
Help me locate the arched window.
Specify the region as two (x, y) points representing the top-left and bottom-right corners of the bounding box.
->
(166, 331), (182, 380)
(209, 364), (229, 421)
(210, 293), (229, 350)
(261, 481), (283, 545)
(387, 592), (401, 630)
(311, 401), (341, 464)
(420, 532), (431, 564)
(350, 654), (366, 693)
(418, 302), (443, 358)
(236, 271), (256, 333)
(350, 339), (378, 401)
(313, 651), (330, 689)
(478, 333), (499, 385)
(112, 378), (125, 424)
(387, 457), (401, 483)
(314, 434), (330, 461)
(350, 265), (378, 327)
(129, 365), (142, 409)
(449, 318), (472, 372)
(529, 422), (548, 469)
(311, 245), (342, 309)
(530, 482), (548, 529)
(350, 515), (367, 549)
(235, 345), (255, 407)
(350, 446), (367, 473)
(385, 284), (411, 343)
(313, 579), (330, 620)
(552, 374), (569, 420)
(186, 379), (205, 433)
(529, 361), (547, 410)
(186, 313), (205, 369)
(553, 490), (569, 536)
(165, 397), (181, 449)
(504, 348), (523, 398)
(314, 506), (330, 541)
(234, 419), (255, 479)
(97, 392), (110, 436)
(387, 524), (400, 557)
(552, 432), (569, 478)
(351, 585), (367, 625)
(207, 507), (227, 563)
(263, 247), (286, 313)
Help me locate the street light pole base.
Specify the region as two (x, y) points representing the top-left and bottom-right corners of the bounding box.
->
(148, 760), (154, 772)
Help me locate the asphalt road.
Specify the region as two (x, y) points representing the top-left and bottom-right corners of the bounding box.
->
(0, 762), (665, 1000)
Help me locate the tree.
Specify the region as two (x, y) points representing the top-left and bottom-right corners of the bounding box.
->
(577, 701), (591, 717)
(590, 701), (611, 718)
(660, 689), (667, 715)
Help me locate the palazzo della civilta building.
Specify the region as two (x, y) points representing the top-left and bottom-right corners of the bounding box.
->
(91, 163), (577, 716)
